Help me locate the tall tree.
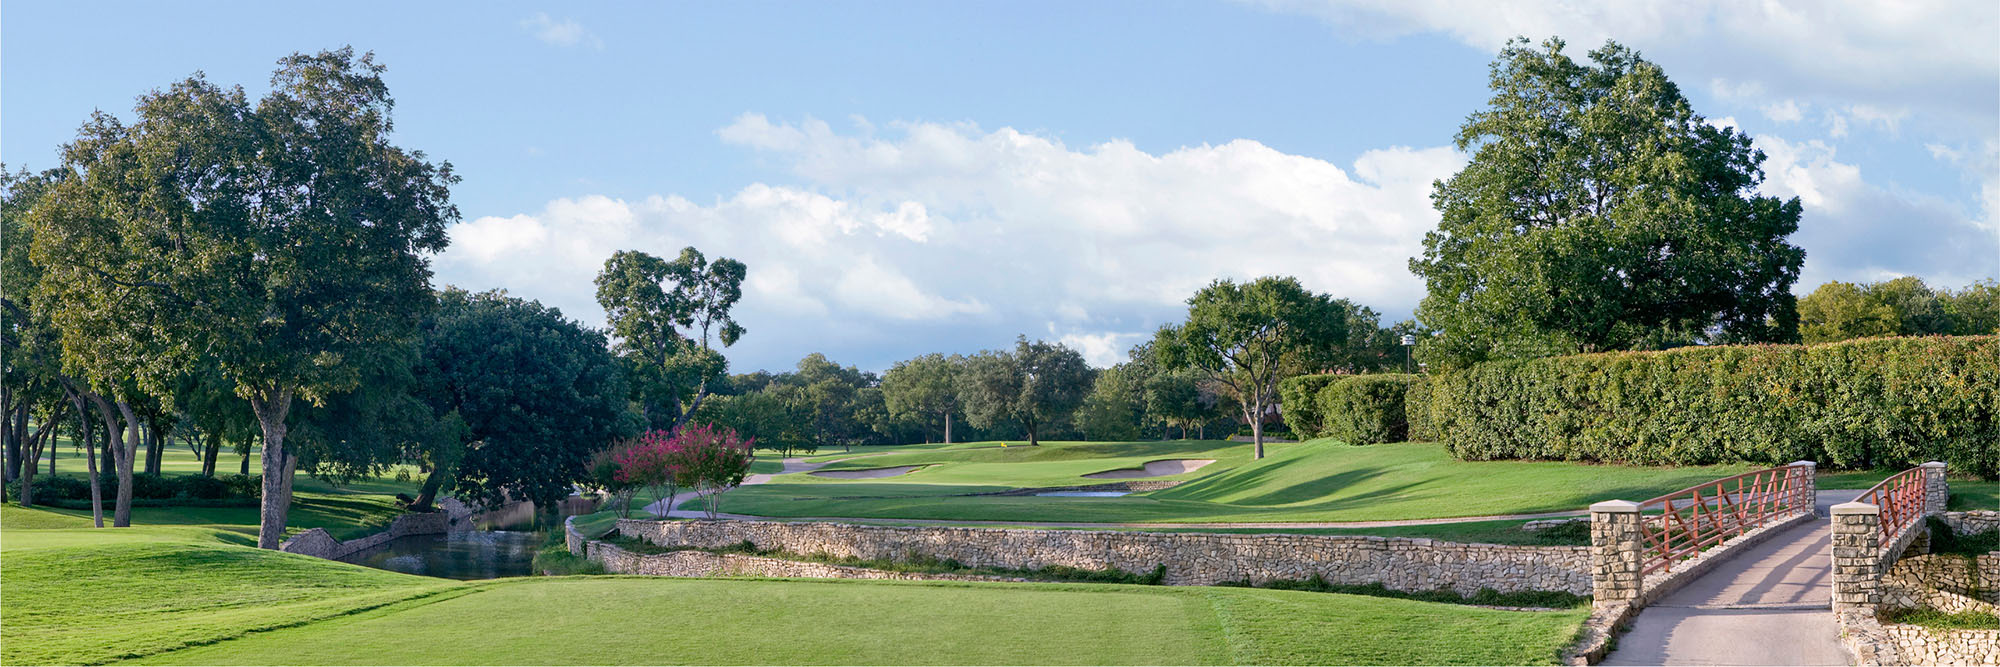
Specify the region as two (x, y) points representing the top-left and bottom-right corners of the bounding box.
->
(1074, 365), (1144, 442)
(1942, 280), (2000, 335)
(29, 49), (458, 547)
(1866, 277), (1952, 336)
(1151, 277), (1347, 459)
(1410, 38), (1804, 368)
(957, 337), (1091, 447)
(1799, 281), (1904, 344)
(412, 289), (635, 509)
(595, 247), (747, 432)
(880, 353), (965, 443)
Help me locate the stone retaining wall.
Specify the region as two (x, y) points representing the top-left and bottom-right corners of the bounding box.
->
(581, 538), (1034, 583)
(1937, 510), (2000, 537)
(279, 511), (451, 560)
(1881, 553), (2000, 612)
(611, 519), (1590, 594)
(1882, 625), (2000, 666)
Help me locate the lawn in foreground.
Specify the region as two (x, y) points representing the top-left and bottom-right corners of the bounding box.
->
(0, 512), (454, 666)
(716, 439), (1754, 524)
(133, 577), (1586, 666)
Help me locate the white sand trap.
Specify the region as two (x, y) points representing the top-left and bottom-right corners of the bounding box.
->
(809, 465), (926, 479)
(1082, 459), (1216, 479)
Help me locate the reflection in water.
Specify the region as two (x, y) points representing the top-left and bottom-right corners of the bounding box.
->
(339, 530), (540, 580)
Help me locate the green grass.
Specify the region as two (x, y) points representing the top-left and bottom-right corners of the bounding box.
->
(0, 517), (454, 666)
(1879, 608), (2000, 630)
(714, 439), (1753, 524)
(1816, 469), (1998, 512)
(132, 576), (1586, 666)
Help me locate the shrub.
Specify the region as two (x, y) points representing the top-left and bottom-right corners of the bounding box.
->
(1278, 374), (1344, 438)
(1316, 374), (1423, 445)
(178, 475), (230, 500)
(1404, 378), (1436, 442)
(4, 475), (93, 502)
(219, 474), (261, 498)
(1427, 336), (1999, 477)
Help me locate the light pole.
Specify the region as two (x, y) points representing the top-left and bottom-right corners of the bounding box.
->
(1401, 334), (1417, 373)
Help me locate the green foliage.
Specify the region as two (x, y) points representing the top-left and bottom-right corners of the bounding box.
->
(8, 473), (258, 504)
(1404, 378), (1437, 442)
(1278, 375), (1344, 438)
(880, 353), (966, 442)
(594, 246), (747, 431)
(1152, 276), (1349, 457)
(958, 337), (1093, 446)
(1926, 517), (2000, 557)
(1801, 277), (1997, 343)
(1427, 337), (1999, 477)
(1315, 374), (1423, 445)
(1942, 280), (2000, 335)
(1075, 365), (1145, 441)
(1220, 575), (1589, 609)
(1411, 38), (1803, 369)
(420, 288), (635, 508)
(1879, 608), (2000, 630)
(1800, 281), (1903, 343)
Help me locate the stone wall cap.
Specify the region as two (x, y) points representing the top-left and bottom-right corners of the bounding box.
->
(1788, 460), (1818, 468)
(1832, 501), (1881, 515)
(1590, 500), (1642, 513)
(1920, 461), (1947, 468)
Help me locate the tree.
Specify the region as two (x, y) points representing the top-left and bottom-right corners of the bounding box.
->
(588, 439), (641, 518)
(1866, 277), (1952, 337)
(1799, 281), (1903, 343)
(29, 49), (459, 546)
(1144, 372), (1209, 440)
(1942, 280), (2000, 335)
(958, 337), (1091, 447)
(413, 289), (634, 509)
(1152, 277), (1347, 459)
(1409, 38), (1804, 369)
(667, 423), (755, 519)
(595, 247), (747, 432)
(1074, 366), (1144, 441)
(880, 353), (965, 443)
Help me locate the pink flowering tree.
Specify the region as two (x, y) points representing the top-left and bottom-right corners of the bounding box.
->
(615, 430), (684, 517)
(667, 423), (756, 519)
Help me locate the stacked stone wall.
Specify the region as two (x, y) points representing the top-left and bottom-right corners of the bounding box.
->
(1881, 553), (2000, 612)
(582, 539), (1033, 583)
(279, 511), (451, 561)
(609, 519), (1590, 595)
(1937, 510), (2000, 537)
(1881, 625), (2000, 666)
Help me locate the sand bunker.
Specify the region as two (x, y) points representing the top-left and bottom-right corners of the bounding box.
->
(1082, 459), (1216, 479)
(808, 465), (925, 479)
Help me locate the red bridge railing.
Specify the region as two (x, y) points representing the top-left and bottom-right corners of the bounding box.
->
(1857, 466), (1928, 546)
(1635, 463), (1815, 575)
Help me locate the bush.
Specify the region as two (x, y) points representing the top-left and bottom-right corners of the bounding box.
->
(1278, 375), (1345, 438)
(1405, 378), (1436, 442)
(178, 475), (230, 500)
(1427, 336), (1999, 477)
(220, 474), (262, 498)
(4, 475), (93, 502)
(1316, 374), (1423, 445)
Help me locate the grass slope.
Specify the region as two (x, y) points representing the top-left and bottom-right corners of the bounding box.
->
(716, 439), (1754, 524)
(135, 577), (1586, 666)
(0, 513), (452, 666)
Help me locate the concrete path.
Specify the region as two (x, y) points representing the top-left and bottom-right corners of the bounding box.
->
(1601, 489), (1864, 666)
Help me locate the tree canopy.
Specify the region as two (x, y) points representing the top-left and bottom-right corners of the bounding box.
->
(1152, 276), (1346, 458)
(958, 337), (1092, 447)
(1410, 38), (1804, 369)
(595, 247), (747, 431)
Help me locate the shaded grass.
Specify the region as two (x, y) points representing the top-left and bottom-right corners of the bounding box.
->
(1218, 574), (1589, 609)
(1880, 608), (2000, 630)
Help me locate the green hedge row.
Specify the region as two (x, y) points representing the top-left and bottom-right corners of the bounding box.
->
(1280, 373), (1425, 444)
(1419, 336), (1998, 478)
(1318, 374), (1423, 444)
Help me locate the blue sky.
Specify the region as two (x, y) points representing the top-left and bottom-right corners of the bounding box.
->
(6, 1), (1996, 372)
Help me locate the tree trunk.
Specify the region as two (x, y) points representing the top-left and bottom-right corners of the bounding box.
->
(1026, 416), (1040, 447)
(1247, 401), (1265, 460)
(111, 401), (140, 527)
(250, 387), (297, 549)
(68, 390), (104, 527)
(201, 432), (220, 477)
(412, 464), (449, 511)
(240, 450), (250, 476)
(144, 422), (164, 476)
(943, 412), (953, 444)
(19, 410), (62, 507)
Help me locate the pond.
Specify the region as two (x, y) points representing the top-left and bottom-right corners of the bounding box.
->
(338, 530), (541, 580)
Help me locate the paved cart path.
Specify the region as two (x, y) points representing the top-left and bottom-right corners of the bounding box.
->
(1601, 489), (1864, 666)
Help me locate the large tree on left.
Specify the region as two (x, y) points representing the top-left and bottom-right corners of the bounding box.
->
(29, 48), (456, 547)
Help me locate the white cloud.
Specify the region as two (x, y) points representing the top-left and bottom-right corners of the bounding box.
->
(521, 13), (603, 50)
(437, 116), (1466, 370)
(1761, 100), (1804, 123)
(1056, 330), (1153, 368)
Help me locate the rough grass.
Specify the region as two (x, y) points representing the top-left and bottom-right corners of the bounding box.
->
(0, 521), (453, 666)
(134, 577), (1588, 665)
(1815, 469), (1997, 512)
(716, 439), (1753, 524)
(1880, 608), (2000, 630)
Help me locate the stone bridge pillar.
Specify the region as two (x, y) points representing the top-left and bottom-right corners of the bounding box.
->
(1921, 461), (1948, 515)
(1591, 500), (1643, 603)
(1830, 501), (1881, 612)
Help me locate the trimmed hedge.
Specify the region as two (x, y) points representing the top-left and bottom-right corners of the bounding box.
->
(1405, 379), (1437, 442)
(1423, 336), (1998, 478)
(4, 473), (262, 504)
(1317, 374), (1423, 444)
(1278, 374), (1345, 438)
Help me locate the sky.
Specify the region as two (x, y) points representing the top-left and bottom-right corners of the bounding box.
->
(5, 1), (1996, 372)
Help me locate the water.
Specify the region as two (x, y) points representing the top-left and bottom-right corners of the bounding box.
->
(1035, 490), (1131, 497)
(339, 530), (541, 580)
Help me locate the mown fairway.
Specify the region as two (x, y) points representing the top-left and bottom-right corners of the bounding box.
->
(712, 438), (1763, 523)
(0, 504), (1587, 666)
